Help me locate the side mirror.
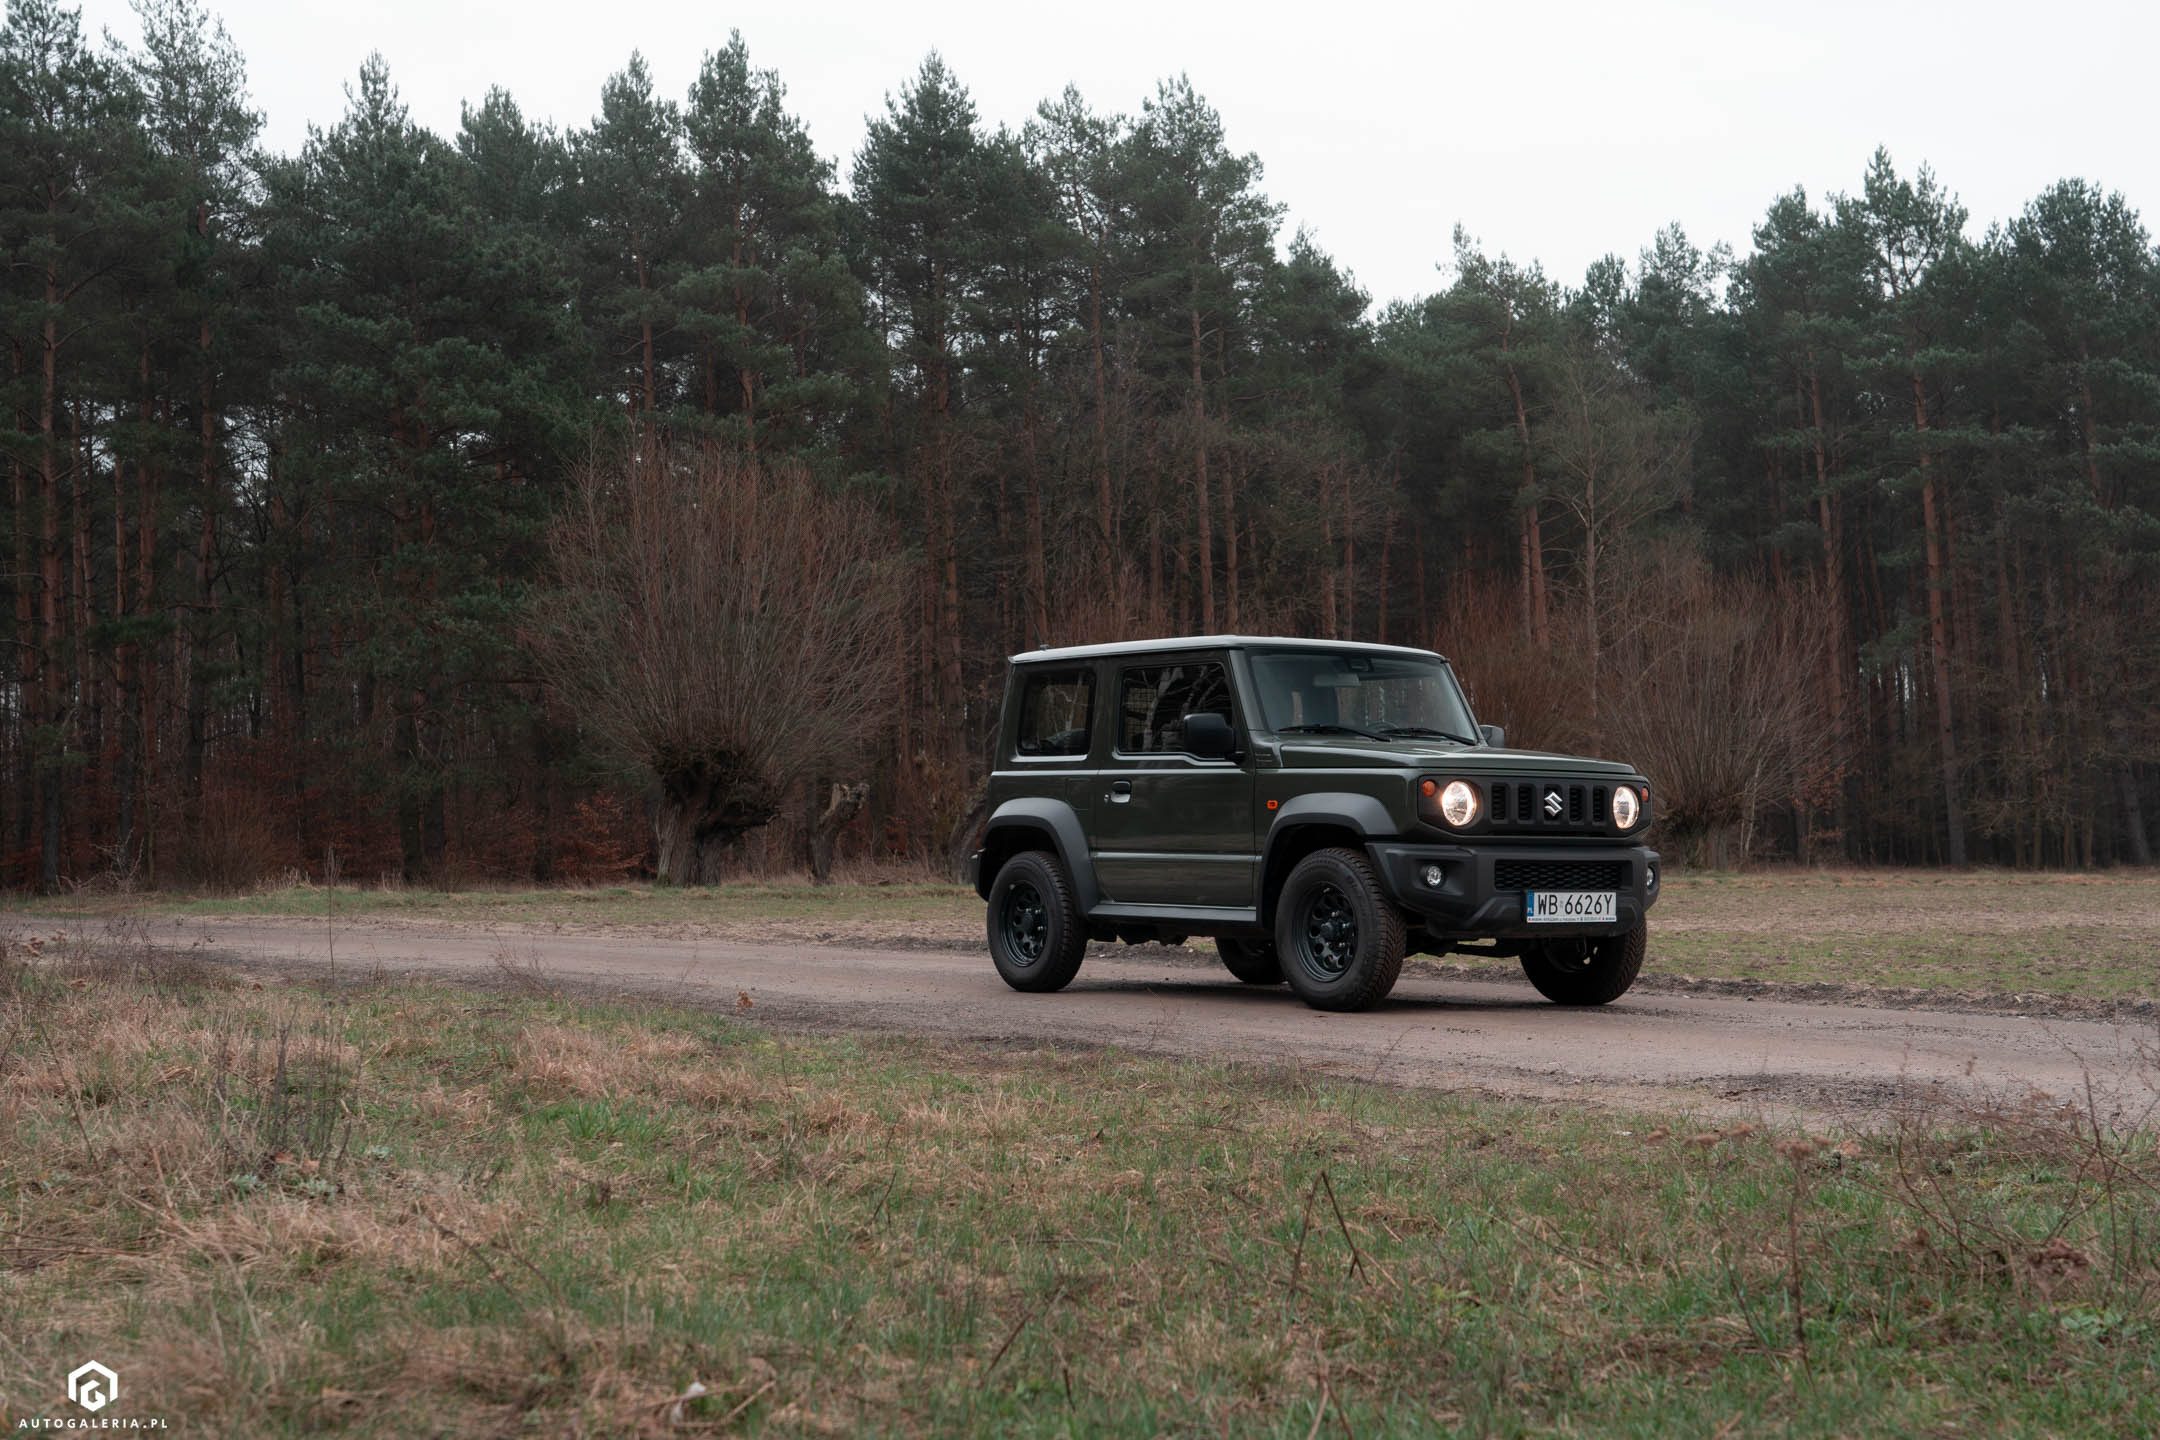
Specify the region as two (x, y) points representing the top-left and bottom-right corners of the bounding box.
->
(1182, 711), (1236, 760)
(1479, 724), (1506, 748)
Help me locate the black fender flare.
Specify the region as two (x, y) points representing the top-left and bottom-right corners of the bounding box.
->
(1259, 792), (1402, 922)
(978, 797), (1101, 912)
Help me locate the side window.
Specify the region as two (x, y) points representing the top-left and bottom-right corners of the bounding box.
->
(1118, 662), (1234, 754)
(1013, 669), (1094, 757)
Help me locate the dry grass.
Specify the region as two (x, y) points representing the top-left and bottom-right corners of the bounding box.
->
(1, 926), (2157, 1435)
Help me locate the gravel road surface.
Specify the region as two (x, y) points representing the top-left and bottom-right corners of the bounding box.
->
(162, 916), (2159, 1123)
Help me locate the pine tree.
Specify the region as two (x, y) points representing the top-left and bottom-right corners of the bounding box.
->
(853, 53), (988, 752)
(1438, 229), (1561, 648)
(130, 0), (259, 847)
(1844, 149), (1974, 864)
(676, 32), (862, 457)
(274, 57), (583, 879)
(1121, 76), (1279, 633)
(573, 53), (685, 420)
(0, 0), (147, 889)
(1027, 86), (1125, 585)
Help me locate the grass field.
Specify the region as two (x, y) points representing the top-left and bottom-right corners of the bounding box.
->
(16, 867), (2160, 1003)
(2, 937), (2157, 1436)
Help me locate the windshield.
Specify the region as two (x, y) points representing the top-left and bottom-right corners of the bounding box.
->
(1247, 648), (1477, 742)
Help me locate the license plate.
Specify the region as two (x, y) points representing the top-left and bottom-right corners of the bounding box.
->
(1525, 891), (1616, 924)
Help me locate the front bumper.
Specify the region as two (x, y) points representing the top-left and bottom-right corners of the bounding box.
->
(1366, 841), (1659, 939)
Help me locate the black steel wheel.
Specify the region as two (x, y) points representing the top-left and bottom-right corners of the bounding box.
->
(1274, 847), (1406, 1012)
(986, 851), (1086, 992)
(1519, 920), (1646, 1006)
(1003, 881), (1049, 962)
(1216, 936), (1284, 985)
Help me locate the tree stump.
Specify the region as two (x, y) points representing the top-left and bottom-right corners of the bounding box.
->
(809, 782), (869, 885)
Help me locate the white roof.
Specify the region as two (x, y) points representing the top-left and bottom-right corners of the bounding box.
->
(1010, 634), (1450, 664)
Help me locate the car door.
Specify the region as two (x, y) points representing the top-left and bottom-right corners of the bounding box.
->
(1089, 654), (1256, 909)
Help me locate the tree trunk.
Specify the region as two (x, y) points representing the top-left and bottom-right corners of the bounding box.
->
(1806, 366), (1847, 823)
(396, 700), (425, 881)
(1993, 498), (2024, 862)
(1413, 515), (1429, 648)
(809, 781), (869, 884)
(637, 246), (657, 415)
(2121, 766), (2152, 866)
(1912, 364), (1965, 865)
(2079, 360), (2105, 507)
(39, 275), (64, 893)
(652, 760), (779, 885)
(1189, 301), (1214, 633)
(1376, 505), (1393, 645)
(137, 407), (162, 884)
(1147, 506), (1164, 633)
(10, 402), (32, 868)
(112, 408), (134, 875)
(1320, 502), (1339, 638)
(1502, 350), (1548, 649)
(1220, 443), (1239, 632)
(1023, 405), (1048, 647)
(1340, 464), (1355, 639)
(71, 407), (94, 788)
(737, 253), (758, 456)
(1090, 260), (1114, 586)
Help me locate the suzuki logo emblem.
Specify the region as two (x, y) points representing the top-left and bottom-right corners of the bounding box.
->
(1543, 789), (1564, 818)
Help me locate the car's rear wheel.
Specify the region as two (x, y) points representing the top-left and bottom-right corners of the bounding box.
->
(1274, 848), (1405, 1012)
(987, 851), (1087, 992)
(1216, 936), (1283, 985)
(1519, 920), (1646, 1005)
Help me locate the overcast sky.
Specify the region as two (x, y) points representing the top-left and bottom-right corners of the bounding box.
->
(72, 0), (2160, 308)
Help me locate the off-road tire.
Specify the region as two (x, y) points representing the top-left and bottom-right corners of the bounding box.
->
(1519, 920), (1646, 1005)
(987, 851), (1088, 993)
(1216, 936), (1284, 985)
(1274, 847), (1406, 1012)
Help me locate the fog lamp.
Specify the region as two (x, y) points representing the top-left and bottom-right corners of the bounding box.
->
(1421, 864), (1446, 888)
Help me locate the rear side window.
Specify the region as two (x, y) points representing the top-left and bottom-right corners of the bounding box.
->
(1013, 669), (1094, 757)
(1118, 662), (1234, 754)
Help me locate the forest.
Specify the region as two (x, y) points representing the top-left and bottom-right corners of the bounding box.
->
(3, 0), (2155, 892)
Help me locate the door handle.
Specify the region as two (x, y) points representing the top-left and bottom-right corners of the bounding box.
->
(1109, 780), (1132, 804)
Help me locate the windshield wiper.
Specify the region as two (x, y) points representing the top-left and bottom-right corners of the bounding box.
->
(1277, 723), (1389, 742)
(1379, 725), (1477, 744)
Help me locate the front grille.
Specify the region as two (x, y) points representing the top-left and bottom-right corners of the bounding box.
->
(1494, 859), (1628, 892)
(1481, 776), (1622, 836)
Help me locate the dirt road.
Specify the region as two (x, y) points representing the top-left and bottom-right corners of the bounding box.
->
(160, 915), (2158, 1122)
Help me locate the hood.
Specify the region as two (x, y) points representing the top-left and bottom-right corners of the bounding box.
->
(1269, 735), (1639, 778)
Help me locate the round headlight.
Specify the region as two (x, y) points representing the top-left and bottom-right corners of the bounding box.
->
(1613, 785), (1641, 830)
(1439, 779), (1479, 828)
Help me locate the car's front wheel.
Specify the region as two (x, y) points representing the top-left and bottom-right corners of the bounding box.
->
(986, 851), (1088, 992)
(1519, 920), (1646, 1005)
(1274, 848), (1406, 1012)
(1216, 936), (1283, 985)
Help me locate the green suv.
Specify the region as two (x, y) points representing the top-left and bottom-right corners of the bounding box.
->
(968, 636), (1659, 1012)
